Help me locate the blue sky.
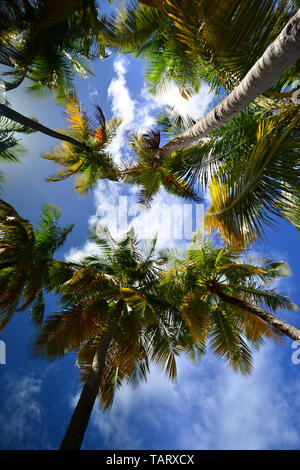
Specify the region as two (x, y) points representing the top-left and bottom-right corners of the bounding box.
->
(0, 20), (300, 450)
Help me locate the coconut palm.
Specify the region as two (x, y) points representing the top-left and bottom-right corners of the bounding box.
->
(0, 102), (91, 149)
(162, 103), (300, 249)
(0, 200), (73, 331)
(32, 224), (204, 449)
(105, 1), (300, 247)
(103, 1), (300, 157)
(156, 7), (300, 160)
(121, 128), (201, 205)
(0, 0), (110, 153)
(43, 94), (121, 195)
(161, 237), (300, 351)
(137, 0), (299, 97)
(0, 0), (105, 97)
(102, 0), (202, 99)
(103, 0), (299, 110)
(203, 108), (300, 249)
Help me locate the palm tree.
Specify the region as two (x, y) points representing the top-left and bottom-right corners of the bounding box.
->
(164, 104), (300, 250)
(105, 0), (298, 98)
(0, 94), (121, 192)
(0, 0), (105, 96)
(0, 102), (90, 149)
(105, 1), (300, 248)
(103, 1), (300, 159)
(0, 200), (73, 331)
(32, 225), (204, 449)
(139, 0), (299, 97)
(120, 128), (200, 205)
(161, 237), (300, 348)
(157, 7), (300, 159)
(0, 0), (110, 153)
(43, 94), (121, 195)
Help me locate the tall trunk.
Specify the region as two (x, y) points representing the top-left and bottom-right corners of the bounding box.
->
(214, 287), (300, 342)
(159, 10), (300, 160)
(59, 299), (125, 451)
(0, 103), (89, 150)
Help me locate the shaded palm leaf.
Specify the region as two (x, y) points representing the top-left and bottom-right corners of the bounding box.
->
(121, 128), (201, 205)
(0, 200), (73, 331)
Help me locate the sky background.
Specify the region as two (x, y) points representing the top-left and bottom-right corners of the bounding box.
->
(0, 4), (300, 450)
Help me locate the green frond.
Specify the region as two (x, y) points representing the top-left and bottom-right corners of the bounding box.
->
(205, 111), (300, 250)
(43, 96), (120, 194)
(209, 307), (253, 375)
(0, 0), (104, 96)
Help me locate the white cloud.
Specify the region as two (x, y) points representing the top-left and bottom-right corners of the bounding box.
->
(0, 371), (51, 449)
(107, 57), (136, 161)
(65, 57), (216, 261)
(63, 57), (300, 450)
(88, 88), (99, 103)
(85, 342), (300, 450)
(65, 179), (205, 261)
(141, 81), (215, 123)
(106, 56), (215, 163)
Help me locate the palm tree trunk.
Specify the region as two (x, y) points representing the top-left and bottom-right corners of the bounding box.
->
(214, 287), (300, 342)
(59, 299), (125, 450)
(159, 10), (300, 160)
(0, 103), (89, 150)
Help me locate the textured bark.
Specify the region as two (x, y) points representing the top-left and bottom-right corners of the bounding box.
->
(0, 103), (89, 149)
(59, 300), (125, 450)
(214, 287), (300, 342)
(159, 10), (300, 159)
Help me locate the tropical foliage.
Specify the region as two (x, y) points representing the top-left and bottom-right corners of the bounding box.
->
(160, 236), (299, 371)
(0, 0), (106, 98)
(0, 200), (73, 331)
(0, 0), (299, 452)
(103, 0), (300, 248)
(33, 225), (204, 402)
(167, 104), (300, 249)
(102, 0), (298, 98)
(43, 94), (121, 195)
(121, 128), (201, 205)
(32, 225), (205, 448)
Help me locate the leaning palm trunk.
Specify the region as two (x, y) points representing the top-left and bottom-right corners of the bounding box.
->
(59, 300), (125, 450)
(159, 10), (300, 159)
(0, 104), (88, 150)
(214, 287), (300, 342)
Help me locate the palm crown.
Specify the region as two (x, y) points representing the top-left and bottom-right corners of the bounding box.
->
(43, 94), (121, 195)
(33, 225), (203, 407)
(168, 104), (300, 249)
(160, 236), (298, 374)
(121, 128), (201, 205)
(103, 0), (300, 249)
(0, 200), (73, 331)
(102, 0), (298, 98)
(32, 224), (205, 449)
(0, 0), (106, 97)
